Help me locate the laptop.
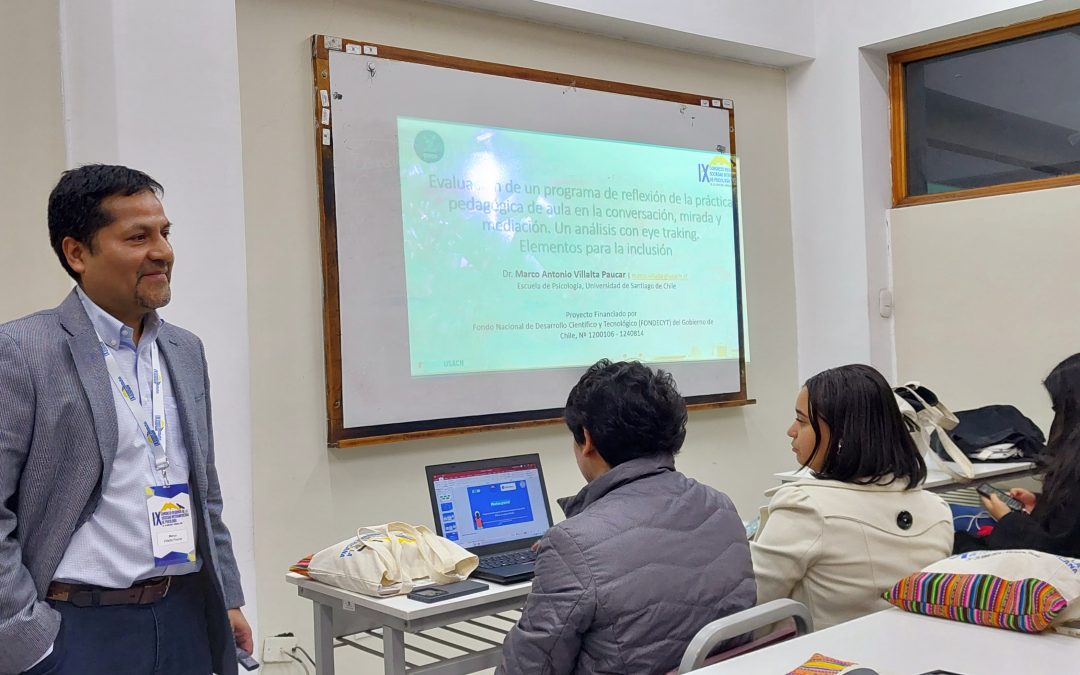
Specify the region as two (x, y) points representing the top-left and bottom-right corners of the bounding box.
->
(426, 454), (555, 584)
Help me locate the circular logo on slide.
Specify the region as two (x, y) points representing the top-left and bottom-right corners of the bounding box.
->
(414, 130), (445, 163)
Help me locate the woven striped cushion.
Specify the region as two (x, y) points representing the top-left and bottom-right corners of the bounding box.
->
(884, 571), (1067, 632)
(787, 653), (855, 674)
(883, 550), (1080, 633)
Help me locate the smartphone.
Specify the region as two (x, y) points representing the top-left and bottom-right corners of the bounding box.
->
(236, 647), (260, 671)
(407, 579), (489, 603)
(975, 483), (1024, 511)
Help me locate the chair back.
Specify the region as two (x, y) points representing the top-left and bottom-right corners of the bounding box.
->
(674, 599), (813, 673)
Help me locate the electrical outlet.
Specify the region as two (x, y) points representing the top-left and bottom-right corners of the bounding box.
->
(262, 636), (298, 663)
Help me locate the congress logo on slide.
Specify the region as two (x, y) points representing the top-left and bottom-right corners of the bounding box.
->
(414, 130), (445, 163)
(698, 156), (733, 187)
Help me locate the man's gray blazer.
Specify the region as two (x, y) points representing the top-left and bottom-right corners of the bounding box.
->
(0, 291), (244, 675)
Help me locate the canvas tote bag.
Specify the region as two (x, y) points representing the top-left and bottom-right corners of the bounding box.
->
(894, 382), (975, 480)
(391, 521), (479, 583)
(307, 522), (478, 596)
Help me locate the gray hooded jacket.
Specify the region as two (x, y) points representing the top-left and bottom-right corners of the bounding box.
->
(496, 455), (755, 674)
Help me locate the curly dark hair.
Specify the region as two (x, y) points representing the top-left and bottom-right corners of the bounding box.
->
(48, 164), (163, 281)
(563, 359), (687, 467)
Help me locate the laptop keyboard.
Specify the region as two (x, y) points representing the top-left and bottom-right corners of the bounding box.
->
(478, 550), (537, 569)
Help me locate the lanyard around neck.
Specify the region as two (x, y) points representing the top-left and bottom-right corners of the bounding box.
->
(97, 334), (169, 487)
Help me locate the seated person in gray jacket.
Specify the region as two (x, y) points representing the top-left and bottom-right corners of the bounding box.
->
(496, 359), (756, 675)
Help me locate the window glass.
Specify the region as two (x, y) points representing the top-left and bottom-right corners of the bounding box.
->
(904, 25), (1080, 196)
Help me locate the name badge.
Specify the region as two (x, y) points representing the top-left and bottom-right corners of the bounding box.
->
(145, 484), (198, 566)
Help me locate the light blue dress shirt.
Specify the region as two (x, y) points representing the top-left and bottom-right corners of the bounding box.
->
(53, 288), (200, 587)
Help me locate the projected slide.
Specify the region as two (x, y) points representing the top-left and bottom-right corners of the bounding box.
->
(326, 48), (747, 434)
(467, 481), (534, 529)
(398, 116), (739, 376)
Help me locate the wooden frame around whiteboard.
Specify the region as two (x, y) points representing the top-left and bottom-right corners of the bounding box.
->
(311, 35), (752, 447)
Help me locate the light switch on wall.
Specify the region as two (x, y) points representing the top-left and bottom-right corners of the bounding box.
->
(878, 289), (894, 318)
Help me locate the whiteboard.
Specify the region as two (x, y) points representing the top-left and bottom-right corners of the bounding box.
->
(313, 37), (747, 445)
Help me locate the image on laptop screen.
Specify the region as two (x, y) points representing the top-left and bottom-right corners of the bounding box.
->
(430, 459), (551, 550)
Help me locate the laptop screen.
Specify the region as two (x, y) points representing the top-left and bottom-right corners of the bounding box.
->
(429, 458), (552, 550)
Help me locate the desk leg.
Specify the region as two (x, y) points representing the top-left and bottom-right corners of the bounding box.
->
(313, 601), (336, 675)
(382, 626), (407, 675)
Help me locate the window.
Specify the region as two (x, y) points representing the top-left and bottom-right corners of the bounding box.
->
(890, 10), (1080, 206)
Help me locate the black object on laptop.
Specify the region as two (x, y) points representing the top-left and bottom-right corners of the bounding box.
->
(426, 454), (554, 584)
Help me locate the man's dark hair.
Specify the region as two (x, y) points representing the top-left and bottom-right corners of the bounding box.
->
(563, 359), (688, 467)
(804, 364), (927, 489)
(48, 164), (163, 281)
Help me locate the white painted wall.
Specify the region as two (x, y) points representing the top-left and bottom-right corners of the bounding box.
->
(236, 0), (796, 670)
(786, 0), (1080, 381)
(430, 0), (815, 66)
(440, 0), (1080, 384)
(856, 0), (1080, 49)
(7, 1), (1080, 672)
(891, 186), (1080, 433)
(58, 0), (257, 632)
(0, 1), (70, 319)
(876, 1), (1080, 439)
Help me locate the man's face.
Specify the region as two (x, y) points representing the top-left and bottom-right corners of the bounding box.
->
(65, 190), (174, 324)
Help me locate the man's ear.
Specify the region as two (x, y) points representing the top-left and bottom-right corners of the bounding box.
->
(62, 236), (89, 277)
(581, 428), (598, 458)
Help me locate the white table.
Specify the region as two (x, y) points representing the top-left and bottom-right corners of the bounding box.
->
(699, 608), (1080, 673)
(287, 573), (530, 675)
(775, 460), (1036, 493)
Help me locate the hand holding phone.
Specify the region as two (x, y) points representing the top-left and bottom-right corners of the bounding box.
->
(1009, 487), (1037, 513)
(976, 483), (1025, 512)
(236, 647), (260, 671)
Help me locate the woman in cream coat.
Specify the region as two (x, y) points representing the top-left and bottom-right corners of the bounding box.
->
(751, 365), (953, 629)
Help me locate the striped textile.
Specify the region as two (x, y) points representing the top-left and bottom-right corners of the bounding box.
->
(289, 554), (313, 576)
(884, 571), (1068, 632)
(787, 652), (855, 674)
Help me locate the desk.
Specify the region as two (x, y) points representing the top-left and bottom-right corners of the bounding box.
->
(699, 608), (1080, 673)
(775, 460), (1036, 493)
(287, 573), (530, 675)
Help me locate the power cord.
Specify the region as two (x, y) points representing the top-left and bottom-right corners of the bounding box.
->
(270, 631), (318, 672)
(286, 651), (311, 675)
(293, 645), (317, 667)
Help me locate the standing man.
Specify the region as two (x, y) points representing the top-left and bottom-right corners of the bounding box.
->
(0, 165), (250, 674)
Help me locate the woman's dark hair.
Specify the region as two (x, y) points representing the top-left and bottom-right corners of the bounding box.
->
(563, 359), (687, 467)
(804, 364), (926, 489)
(48, 164), (163, 281)
(1038, 354), (1080, 518)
